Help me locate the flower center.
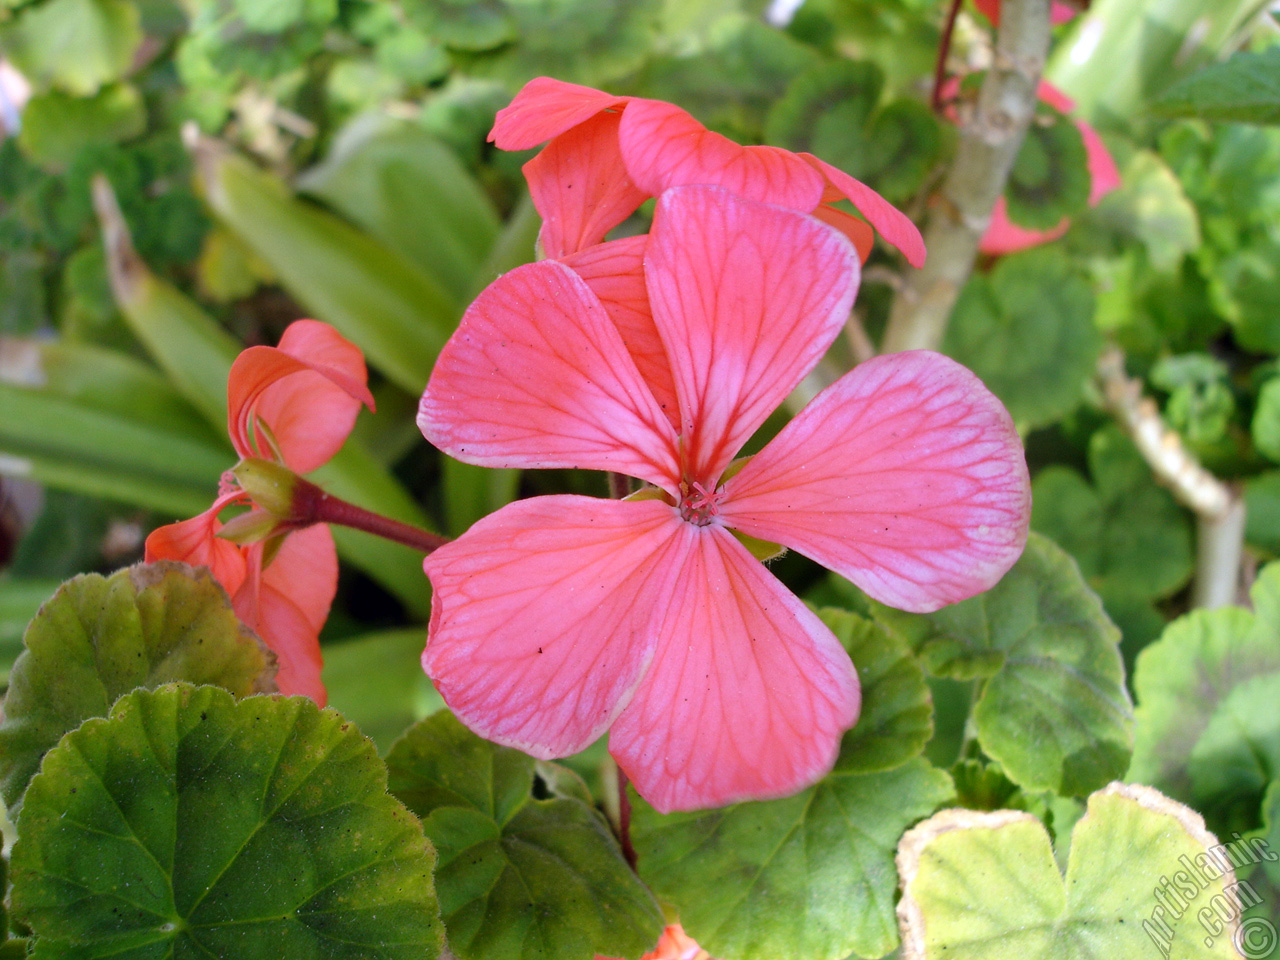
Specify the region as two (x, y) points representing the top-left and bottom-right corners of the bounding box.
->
(679, 481), (724, 526)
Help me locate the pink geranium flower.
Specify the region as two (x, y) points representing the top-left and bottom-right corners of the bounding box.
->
(418, 186), (1030, 812)
(146, 320), (374, 704)
(599, 925), (711, 960)
(973, 0), (1079, 27)
(489, 76), (926, 268)
(979, 81), (1120, 255)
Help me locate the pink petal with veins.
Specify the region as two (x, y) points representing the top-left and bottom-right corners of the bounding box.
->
(227, 319), (373, 474)
(645, 185), (859, 482)
(239, 524), (336, 704)
(561, 234), (679, 428)
(801, 154), (927, 267)
(811, 204), (875, 263)
(144, 491), (248, 597)
(423, 497), (689, 758)
(490, 76), (628, 150)
(419, 260), (680, 492)
(619, 99), (826, 211)
(721, 351), (1030, 613)
(609, 525), (859, 813)
(525, 110), (648, 258)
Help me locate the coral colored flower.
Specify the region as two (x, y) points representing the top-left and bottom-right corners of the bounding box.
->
(979, 81), (1120, 256)
(146, 320), (374, 704)
(598, 925), (711, 960)
(973, 0), (1079, 26)
(489, 76), (926, 268)
(418, 185), (1029, 812)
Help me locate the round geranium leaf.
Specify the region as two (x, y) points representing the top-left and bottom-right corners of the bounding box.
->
(1004, 111), (1090, 231)
(0, 561), (276, 811)
(10, 683), (442, 959)
(897, 782), (1252, 959)
(873, 533), (1133, 797)
(943, 249), (1100, 431)
(1130, 562), (1280, 825)
(635, 758), (953, 960)
(817, 607), (932, 775)
(386, 711), (663, 960)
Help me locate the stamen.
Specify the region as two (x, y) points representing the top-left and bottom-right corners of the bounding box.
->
(679, 481), (725, 526)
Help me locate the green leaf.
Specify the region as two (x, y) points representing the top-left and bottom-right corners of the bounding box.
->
(0, 562), (274, 810)
(386, 711), (663, 960)
(1004, 111), (1090, 231)
(765, 60), (885, 159)
(873, 533), (1133, 796)
(10, 683), (443, 958)
(942, 248), (1100, 430)
(637, 14), (818, 133)
(467, 0), (663, 90)
(1255, 378), (1280, 463)
(193, 140), (457, 395)
(817, 607), (933, 774)
(0, 381), (229, 516)
(441, 458), (520, 537)
(1093, 149), (1200, 272)
(1245, 470), (1280, 555)
(0, 577), (61, 681)
(1031, 426), (1194, 601)
(897, 782), (1251, 959)
(323, 628), (443, 754)
(1152, 46), (1280, 125)
(18, 84), (145, 172)
(1129, 563), (1280, 824)
(401, 0), (515, 51)
(0, 0), (142, 96)
(297, 114), (500, 306)
(635, 758), (952, 960)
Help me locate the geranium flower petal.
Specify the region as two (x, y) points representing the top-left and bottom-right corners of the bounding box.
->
(610, 525), (859, 813)
(979, 197), (1069, 256)
(244, 524), (336, 705)
(561, 234), (679, 427)
(423, 497), (689, 758)
(801, 155), (927, 267)
(490, 76), (628, 150)
(645, 185), (859, 483)
(525, 110), (648, 258)
(419, 260), (680, 491)
(812, 204), (875, 262)
(619, 98), (825, 210)
(144, 491), (248, 597)
(227, 319), (373, 474)
(721, 351), (1031, 613)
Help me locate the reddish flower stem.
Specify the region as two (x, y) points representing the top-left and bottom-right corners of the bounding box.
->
(932, 0), (965, 112)
(617, 766), (638, 870)
(609, 472), (632, 499)
(295, 477), (451, 555)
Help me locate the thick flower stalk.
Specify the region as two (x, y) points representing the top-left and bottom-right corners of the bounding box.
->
(146, 320), (374, 704)
(418, 186), (1030, 812)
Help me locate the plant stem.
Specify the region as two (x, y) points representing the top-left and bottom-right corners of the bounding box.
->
(617, 766), (638, 871)
(881, 0), (1053, 353)
(299, 479), (451, 555)
(932, 0), (966, 112)
(1094, 347), (1243, 609)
